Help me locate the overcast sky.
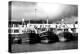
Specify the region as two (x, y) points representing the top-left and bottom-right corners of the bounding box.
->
(10, 1), (78, 23)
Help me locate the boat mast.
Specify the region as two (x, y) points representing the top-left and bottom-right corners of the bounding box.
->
(35, 8), (37, 19)
(46, 16), (49, 31)
(29, 19), (30, 24)
(22, 19), (25, 26)
(47, 16), (48, 24)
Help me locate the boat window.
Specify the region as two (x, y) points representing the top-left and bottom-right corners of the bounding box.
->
(14, 24), (18, 27)
(14, 29), (19, 33)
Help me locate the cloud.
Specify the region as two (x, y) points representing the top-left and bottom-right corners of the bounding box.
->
(10, 1), (78, 22)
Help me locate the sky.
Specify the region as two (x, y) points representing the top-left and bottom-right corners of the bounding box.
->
(10, 1), (78, 23)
